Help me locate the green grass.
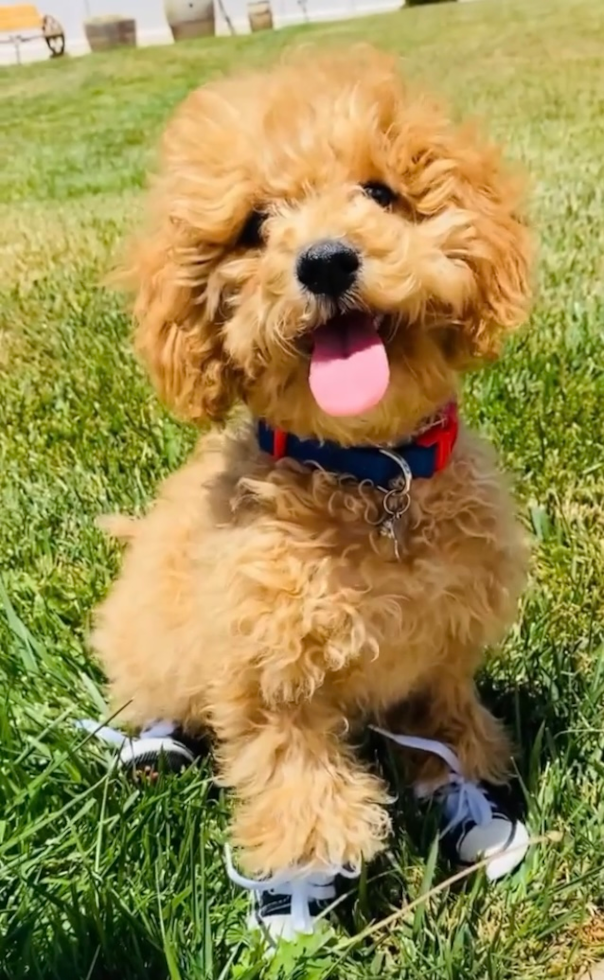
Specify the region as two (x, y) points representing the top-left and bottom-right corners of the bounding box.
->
(1, 0), (604, 976)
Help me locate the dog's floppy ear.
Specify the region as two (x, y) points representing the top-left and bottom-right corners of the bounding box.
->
(121, 223), (239, 424)
(454, 133), (534, 360)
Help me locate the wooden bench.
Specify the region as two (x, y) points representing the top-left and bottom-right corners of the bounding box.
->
(0, 4), (65, 63)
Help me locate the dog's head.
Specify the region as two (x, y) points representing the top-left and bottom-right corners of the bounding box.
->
(125, 47), (532, 445)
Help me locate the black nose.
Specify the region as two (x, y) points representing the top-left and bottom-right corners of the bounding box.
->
(296, 239), (360, 297)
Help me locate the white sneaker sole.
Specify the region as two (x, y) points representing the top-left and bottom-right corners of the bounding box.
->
(118, 737), (195, 774)
(484, 819), (530, 881)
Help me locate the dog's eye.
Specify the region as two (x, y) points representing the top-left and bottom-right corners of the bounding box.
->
(362, 181), (396, 209)
(238, 209), (267, 248)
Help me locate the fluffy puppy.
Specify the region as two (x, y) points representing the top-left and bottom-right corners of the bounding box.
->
(93, 47), (532, 883)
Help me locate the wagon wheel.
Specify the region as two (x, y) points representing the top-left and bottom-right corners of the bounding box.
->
(42, 15), (65, 57)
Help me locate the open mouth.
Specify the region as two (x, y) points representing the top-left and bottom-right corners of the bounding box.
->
(308, 311), (391, 417)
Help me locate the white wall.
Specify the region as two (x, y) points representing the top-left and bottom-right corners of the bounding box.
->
(1, 0), (402, 65)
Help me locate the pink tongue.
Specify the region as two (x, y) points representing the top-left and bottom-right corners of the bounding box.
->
(309, 313), (390, 417)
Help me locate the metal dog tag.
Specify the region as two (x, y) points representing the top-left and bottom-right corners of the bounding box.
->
(377, 485), (410, 561)
(379, 515), (401, 560)
(375, 452), (413, 560)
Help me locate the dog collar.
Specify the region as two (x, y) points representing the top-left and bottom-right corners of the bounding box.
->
(257, 403), (459, 489)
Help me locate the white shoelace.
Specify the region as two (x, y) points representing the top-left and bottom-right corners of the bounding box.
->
(76, 719), (132, 747)
(75, 719), (177, 745)
(371, 728), (493, 836)
(225, 846), (358, 935)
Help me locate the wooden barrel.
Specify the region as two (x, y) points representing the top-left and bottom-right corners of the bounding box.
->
(170, 15), (214, 40)
(164, 0), (215, 40)
(84, 16), (137, 52)
(248, 0), (273, 32)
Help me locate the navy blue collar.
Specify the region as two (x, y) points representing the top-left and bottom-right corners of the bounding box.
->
(257, 404), (458, 489)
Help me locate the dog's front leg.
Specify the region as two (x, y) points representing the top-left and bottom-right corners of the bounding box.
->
(213, 694), (390, 877)
(211, 527), (390, 875)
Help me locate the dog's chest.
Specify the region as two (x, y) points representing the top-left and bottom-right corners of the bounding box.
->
(227, 432), (523, 712)
(318, 483), (521, 712)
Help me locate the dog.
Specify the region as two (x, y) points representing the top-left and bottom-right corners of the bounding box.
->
(92, 46), (533, 943)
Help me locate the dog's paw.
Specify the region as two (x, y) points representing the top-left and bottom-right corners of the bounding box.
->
(232, 767), (391, 877)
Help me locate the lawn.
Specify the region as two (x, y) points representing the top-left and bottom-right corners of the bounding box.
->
(1, 0), (604, 976)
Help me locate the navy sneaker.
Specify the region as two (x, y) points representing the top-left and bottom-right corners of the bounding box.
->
(225, 847), (358, 946)
(434, 776), (529, 880)
(372, 727), (529, 880)
(76, 719), (204, 779)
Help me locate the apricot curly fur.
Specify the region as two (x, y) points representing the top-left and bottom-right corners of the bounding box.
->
(93, 47), (532, 876)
